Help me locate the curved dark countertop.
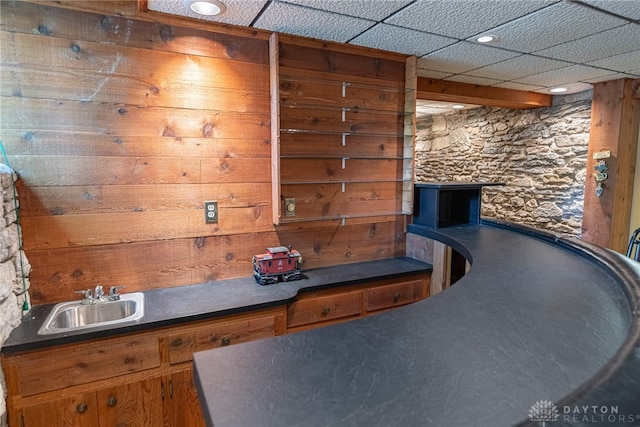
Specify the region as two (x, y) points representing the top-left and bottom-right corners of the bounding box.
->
(193, 220), (640, 427)
(2, 257), (430, 354)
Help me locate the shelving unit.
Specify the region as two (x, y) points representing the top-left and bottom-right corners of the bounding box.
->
(270, 34), (416, 225)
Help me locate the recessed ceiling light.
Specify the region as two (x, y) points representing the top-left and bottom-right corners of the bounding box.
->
(184, 0), (226, 16)
(549, 87), (568, 93)
(452, 104), (465, 109)
(476, 35), (495, 43)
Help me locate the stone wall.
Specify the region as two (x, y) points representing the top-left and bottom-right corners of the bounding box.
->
(0, 165), (30, 427)
(415, 91), (592, 236)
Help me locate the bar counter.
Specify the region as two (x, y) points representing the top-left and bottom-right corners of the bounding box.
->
(193, 219), (640, 427)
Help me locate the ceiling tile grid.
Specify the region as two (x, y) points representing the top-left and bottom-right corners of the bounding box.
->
(384, 0), (560, 40)
(350, 23), (457, 56)
(252, 1), (375, 42)
(147, 0), (640, 95)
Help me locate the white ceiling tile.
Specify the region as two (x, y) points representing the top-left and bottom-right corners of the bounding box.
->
(385, 0), (558, 39)
(534, 24), (640, 63)
(444, 74), (503, 86)
(466, 55), (571, 80)
(580, 0), (640, 20)
(514, 65), (615, 86)
(147, 0), (639, 92)
(350, 24), (456, 56)
(416, 68), (454, 80)
(419, 41), (521, 74)
(532, 82), (593, 94)
(476, 1), (629, 53)
(253, 1), (374, 42)
(279, 0), (414, 21)
(148, 0), (268, 26)
(587, 50), (640, 73)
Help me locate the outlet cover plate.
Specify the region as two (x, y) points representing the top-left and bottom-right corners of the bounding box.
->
(284, 198), (296, 217)
(204, 201), (218, 223)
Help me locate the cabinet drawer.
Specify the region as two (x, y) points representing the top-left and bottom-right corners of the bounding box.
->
(287, 290), (362, 328)
(168, 314), (279, 364)
(8, 334), (160, 397)
(366, 280), (424, 312)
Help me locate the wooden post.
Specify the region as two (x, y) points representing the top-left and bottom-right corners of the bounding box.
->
(431, 241), (451, 295)
(582, 78), (640, 253)
(269, 33), (281, 225)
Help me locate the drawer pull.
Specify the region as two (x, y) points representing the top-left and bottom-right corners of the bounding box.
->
(221, 336), (231, 346)
(76, 402), (88, 414)
(106, 395), (118, 407)
(321, 306), (331, 317)
(393, 292), (401, 303)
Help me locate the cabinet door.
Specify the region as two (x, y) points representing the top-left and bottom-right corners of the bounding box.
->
(366, 280), (425, 312)
(167, 369), (206, 427)
(167, 312), (281, 365)
(97, 376), (164, 427)
(22, 391), (99, 427)
(287, 289), (362, 328)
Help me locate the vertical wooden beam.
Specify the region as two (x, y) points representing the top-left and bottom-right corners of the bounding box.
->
(430, 241), (451, 296)
(403, 56), (417, 216)
(269, 33), (281, 225)
(582, 78), (640, 252)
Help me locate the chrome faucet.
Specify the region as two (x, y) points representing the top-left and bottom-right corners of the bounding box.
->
(74, 288), (94, 305)
(108, 285), (125, 301)
(94, 285), (107, 301)
(75, 285), (126, 304)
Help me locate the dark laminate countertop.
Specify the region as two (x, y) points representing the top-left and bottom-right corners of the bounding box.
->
(1, 257), (430, 354)
(193, 220), (640, 427)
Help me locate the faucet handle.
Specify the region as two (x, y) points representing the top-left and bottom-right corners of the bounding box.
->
(75, 289), (93, 299)
(74, 289), (94, 304)
(108, 285), (126, 300)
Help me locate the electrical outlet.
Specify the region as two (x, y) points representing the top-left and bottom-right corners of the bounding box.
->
(284, 198), (296, 217)
(204, 201), (218, 223)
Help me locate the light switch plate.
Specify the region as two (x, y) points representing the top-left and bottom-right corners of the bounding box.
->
(204, 201), (218, 223)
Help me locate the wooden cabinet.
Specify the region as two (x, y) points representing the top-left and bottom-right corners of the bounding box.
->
(22, 391), (99, 427)
(3, 275), (429, 426)
(96, 377), (165, 426)
(365, 279), (424, 312)
(166, 312), (282, 365)
(287, 289), (363, 329)
(286, 273), (429, 332)
(3, 307), (286, 427)
(165, 368), (206, 427)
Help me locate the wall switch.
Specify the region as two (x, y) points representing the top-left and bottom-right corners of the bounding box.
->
(284, 198), (296, 217)
(204, 201), (218, 223)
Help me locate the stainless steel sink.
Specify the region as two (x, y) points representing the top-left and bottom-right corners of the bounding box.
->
(38, 292), (144, 335)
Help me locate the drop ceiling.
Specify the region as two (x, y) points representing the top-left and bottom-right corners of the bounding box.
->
(147, 0), (639, 102)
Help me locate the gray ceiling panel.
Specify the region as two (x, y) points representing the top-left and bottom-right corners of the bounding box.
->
(147, 0), (640, 95)
(385, 0), (559, 39)
(350, 24), (457, 56)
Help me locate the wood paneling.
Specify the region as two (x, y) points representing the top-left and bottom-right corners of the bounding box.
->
(280, 133), (403, 158)
(278, 43), (406, 83)
(280, 182), (402, 219)
(582, 78), (640, 252)
(1, 0), (408, 305)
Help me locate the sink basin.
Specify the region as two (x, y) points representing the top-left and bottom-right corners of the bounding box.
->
(38, 292), (144, 335)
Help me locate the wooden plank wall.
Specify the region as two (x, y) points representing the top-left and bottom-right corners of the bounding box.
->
(581, 78), (640, 252)
(0, 1), (407, 304)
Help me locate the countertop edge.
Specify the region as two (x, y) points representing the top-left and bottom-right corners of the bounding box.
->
(1, 257), (432, 355)
(409, 219), (640, 424)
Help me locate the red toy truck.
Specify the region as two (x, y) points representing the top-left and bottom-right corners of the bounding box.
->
(252, 246), (302, 285)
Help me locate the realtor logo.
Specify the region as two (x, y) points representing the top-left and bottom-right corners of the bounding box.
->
(529, 400), (560, 427)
